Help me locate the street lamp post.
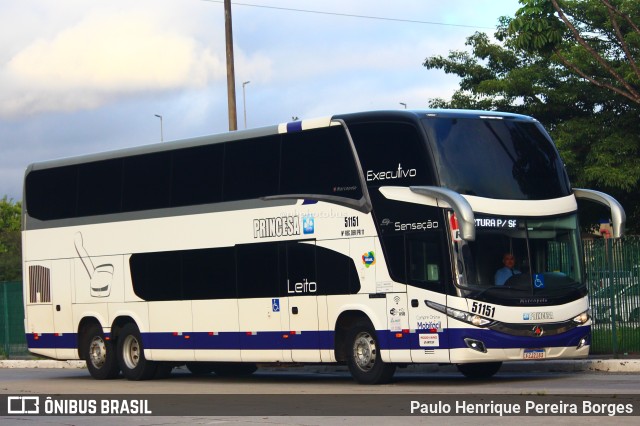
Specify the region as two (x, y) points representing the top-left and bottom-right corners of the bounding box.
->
(242, 81), (251, 129)
(399, 102), (407, 109)
(154, 114), (163, 142)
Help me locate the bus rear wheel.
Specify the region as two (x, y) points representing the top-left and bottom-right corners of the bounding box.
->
(117, 323), (157, 380)
(346, 320), (395, 384)
(456, 362), (502, 379)
(82, 323), (120, 380)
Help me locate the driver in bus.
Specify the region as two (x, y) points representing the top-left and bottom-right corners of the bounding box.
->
(495, 253), (521, 286)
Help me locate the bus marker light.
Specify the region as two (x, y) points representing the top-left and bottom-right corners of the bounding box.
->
(395, 333), (403, 339)
(282, 334), (289, 339)
(577, 335), (588, 350)
(464, 337), (487, 353)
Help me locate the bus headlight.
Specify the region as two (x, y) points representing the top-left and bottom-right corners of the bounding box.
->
(572, 310), (590, 325)
(426, 301), (493, 327)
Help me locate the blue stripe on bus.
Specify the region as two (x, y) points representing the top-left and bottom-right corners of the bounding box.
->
(286, 121), (303, 133)
(25, 326), (590, 352)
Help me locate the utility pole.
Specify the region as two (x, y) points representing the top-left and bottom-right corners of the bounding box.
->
(224, 0), (238, 131)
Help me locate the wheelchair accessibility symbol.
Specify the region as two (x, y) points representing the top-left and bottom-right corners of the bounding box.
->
(534, 274), (545, 289)
(272, 298), (280, 312)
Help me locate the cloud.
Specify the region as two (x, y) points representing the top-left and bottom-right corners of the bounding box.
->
(1, 10), (230, 117)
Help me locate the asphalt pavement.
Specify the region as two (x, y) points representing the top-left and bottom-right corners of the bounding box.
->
(1, 357), (639, 373)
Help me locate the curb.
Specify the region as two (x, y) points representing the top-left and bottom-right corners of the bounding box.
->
(1, 359), (639, 373)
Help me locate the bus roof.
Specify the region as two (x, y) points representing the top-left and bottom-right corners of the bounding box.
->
(24, 109), (537, 173)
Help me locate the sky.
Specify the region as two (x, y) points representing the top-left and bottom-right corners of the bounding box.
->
(0, 0), (523, 202)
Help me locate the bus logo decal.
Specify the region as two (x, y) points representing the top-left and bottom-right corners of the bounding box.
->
(532, 325), (544, 337)
(302, 215), (315, 235)
(253, 215), (301, 238)
(366, 163), (417, 181)
(362, 251), (376, 268)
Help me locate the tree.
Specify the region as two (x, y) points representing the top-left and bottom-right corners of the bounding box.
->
(423, 0), (640, 233)
(0, 197), (22, 281)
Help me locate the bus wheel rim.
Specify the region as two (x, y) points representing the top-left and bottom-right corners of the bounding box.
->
(122, 335), (141, 370)
(89, 336), (106, 369)
(353, 331), (376, 372)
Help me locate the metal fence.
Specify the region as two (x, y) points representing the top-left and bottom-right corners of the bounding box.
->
(1, 238), (639, 359)
(584, 236), (640, 355)
(0, 281), (28, 359)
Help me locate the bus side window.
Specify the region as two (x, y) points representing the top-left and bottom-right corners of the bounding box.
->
(280, 126), (362, 200)
(236, 243), (281, 298)
(407, 235), (446, 294)
(223, 135), (280, 201)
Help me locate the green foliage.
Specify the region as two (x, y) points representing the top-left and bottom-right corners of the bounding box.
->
(0, 197), (22, 281)
(423, 0), (640, 233)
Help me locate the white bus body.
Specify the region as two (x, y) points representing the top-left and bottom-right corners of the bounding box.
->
(22, 110), (625, 383)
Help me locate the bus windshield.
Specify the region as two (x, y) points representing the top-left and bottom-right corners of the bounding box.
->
(452, 213), (584, 304)
(421, 116), (572, 200)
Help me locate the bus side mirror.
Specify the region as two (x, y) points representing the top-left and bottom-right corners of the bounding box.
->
(573, 188), (626, 238)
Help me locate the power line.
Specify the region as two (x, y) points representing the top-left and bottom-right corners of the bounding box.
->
(201, 0), (495, 30)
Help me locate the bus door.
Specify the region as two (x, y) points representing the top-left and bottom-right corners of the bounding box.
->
(283, 241), (320, 363)
(236, 243), (289, 362)
(404, 232), (450, 363)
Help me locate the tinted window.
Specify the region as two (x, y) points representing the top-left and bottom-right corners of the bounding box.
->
(422, 118), (571, 200)
(123, 152), (171, 211)
(280, 126), (362, 199)
(348, 122), (434, 188)
(130, 251), (182, 301)
(381, 235), (406, 283)
(77, 159), (122, 216)
(236, 243), (281, 298)
(224, 135), (280, 201)
(284, 242), (316, 296)
(171, 144), (224, 207)
(316, 245), (361, 294)
(130, 247), (237, 301)
(182, 247), (237, 299)
(26, 166), (77, 220)
(407, 234), (445, 293)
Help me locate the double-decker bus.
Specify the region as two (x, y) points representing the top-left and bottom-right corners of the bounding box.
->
(22, 110), (625, 384)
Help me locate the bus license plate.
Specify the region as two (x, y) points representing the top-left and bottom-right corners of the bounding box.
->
(523, 349), (546, 359)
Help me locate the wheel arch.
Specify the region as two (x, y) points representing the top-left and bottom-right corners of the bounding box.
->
(333, 310), (374, 363)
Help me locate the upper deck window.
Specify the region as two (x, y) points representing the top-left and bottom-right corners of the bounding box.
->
(422, 117), (571, 200)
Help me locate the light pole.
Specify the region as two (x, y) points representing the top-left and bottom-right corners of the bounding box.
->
(399, 102), (407, 109)
(154, 114), (163, 142)
(224, 0), (238, 130)
(242, 81), (251, 129)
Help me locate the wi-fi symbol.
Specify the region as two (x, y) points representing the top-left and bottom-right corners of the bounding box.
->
(393, 296), (401, 304)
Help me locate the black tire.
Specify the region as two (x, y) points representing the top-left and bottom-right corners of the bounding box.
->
(212, 362), (258, 377)
(456, 362), (502, 379)
(186, 362), (215, 376)
(82, 323), (120, 380)
(346, 320), (396, 384)
(117, 323), (157, 381)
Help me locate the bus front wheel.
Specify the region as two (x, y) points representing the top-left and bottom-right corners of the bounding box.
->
(456, 362), (502, 379)
(82, 323), (120, 380)
(346, 320), (396, 384)
(117, 323), (157, 380)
